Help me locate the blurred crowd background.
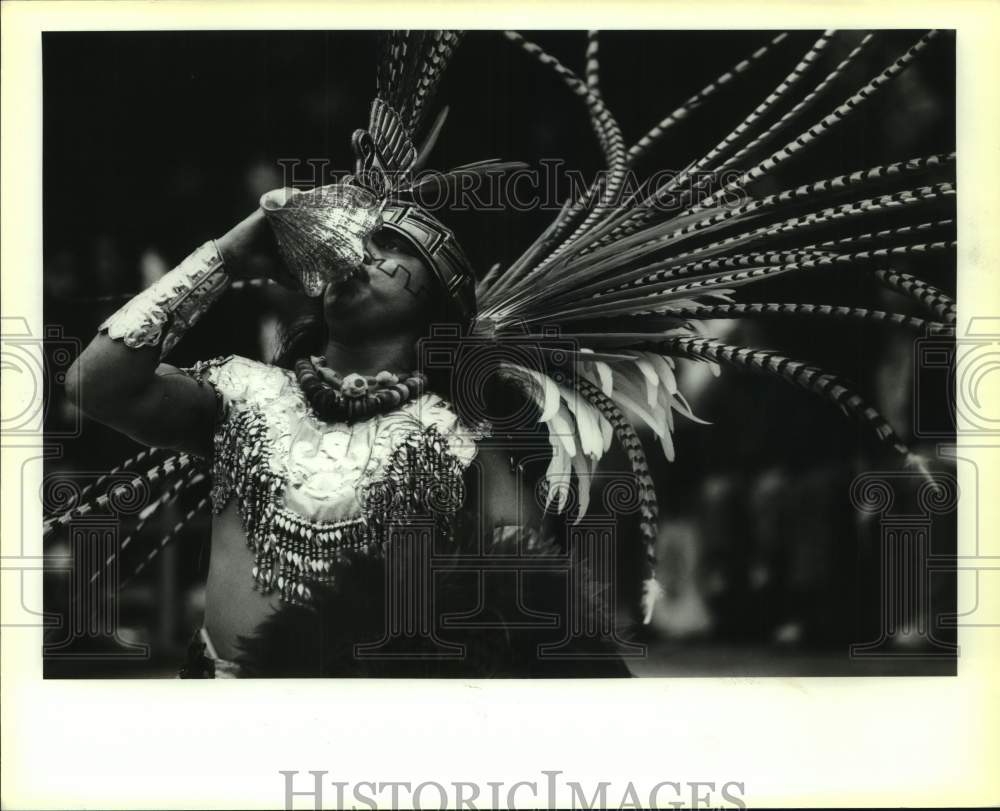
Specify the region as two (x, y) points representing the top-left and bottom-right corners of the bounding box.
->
(42, 30), (956, 677)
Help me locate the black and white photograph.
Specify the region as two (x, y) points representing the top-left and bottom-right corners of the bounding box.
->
(40, 27), (958, 679)
(3, 2), (998, 809)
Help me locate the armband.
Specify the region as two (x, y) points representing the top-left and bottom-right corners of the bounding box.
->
(99, 240), (230, 357)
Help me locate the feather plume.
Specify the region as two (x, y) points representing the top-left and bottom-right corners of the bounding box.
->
(661, 336), (916, 457)
(102, 29), (959, 638)
(874, 269), (957, 322)
(725, 33), (875, 170)
(627, 32), (790, 167)
(575, 377), (661, 621)
(686, 31), (942, 218)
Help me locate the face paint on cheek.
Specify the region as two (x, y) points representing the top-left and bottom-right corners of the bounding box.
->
(371, 257), (432, 300)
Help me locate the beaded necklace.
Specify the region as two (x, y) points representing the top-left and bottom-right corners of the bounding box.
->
(294, 355), (428, 423)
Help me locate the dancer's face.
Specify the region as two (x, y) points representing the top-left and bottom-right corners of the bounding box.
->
(323, 224), (440, 337)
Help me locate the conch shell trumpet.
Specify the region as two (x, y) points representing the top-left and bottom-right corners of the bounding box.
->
(260, 183), (382, 297)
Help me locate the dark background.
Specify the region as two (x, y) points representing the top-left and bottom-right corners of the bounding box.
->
(42, 30), (957, 676)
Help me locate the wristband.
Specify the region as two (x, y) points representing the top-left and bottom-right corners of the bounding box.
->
(99, 240), (230, 357)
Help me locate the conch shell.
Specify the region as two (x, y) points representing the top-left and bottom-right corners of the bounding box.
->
(261, 183), (382, 297)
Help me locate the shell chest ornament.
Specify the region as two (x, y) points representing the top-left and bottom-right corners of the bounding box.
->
(187, 355), (484, 604)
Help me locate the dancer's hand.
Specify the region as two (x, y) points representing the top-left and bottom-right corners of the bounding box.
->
(215, 191), (301, 290)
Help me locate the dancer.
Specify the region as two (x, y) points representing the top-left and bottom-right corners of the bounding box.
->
(59, 30), (955, 676)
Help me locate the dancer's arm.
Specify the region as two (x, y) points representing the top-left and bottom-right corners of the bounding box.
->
(67, 210), (274, 456)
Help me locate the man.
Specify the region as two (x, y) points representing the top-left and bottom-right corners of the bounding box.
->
(67, 192), (628, 677)
(63, 27), (954, 676)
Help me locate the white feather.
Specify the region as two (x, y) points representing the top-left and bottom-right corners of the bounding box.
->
(610, 388), (662, 437)
(641, 576), (664, 625)
(519, 367), (560, 423)
(658, 423), (675, 461)
(555, 435), (573, 511)
(632, 355), (659, 409)
(543, 431), (567, 511)
(609, 365), (647, 406)
(662, 393), (675, 433)
(549, 405), (578, 458)
(555, 384), (604, 520)
(656, 385), (677, 454)
(540, 401), (578, 514)
(599, 416), (614, 452)
(671, 390), (712, 425)
(649, 399), (669, 441)
(558, 384), (603, 460)
(570, 450), (592, 522)
(594, 359), (613, 396)
(578, 363), (615, 452)
(646, 352), (678, 395)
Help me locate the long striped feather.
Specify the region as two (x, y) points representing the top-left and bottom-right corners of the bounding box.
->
(575, 376), (660, 622)
(874, 269), (957, 322)
(655, 336), (919, 460)
(723, 33), (875, 171)
(623, 32), (835, 221)
(485, 155), (954, 309)
(686, 30), (941, 218)
(596, 31), (940, 248)
(627, 32), (789, 167)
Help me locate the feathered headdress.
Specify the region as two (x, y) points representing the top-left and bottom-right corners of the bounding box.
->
(266, 31), (520, 321)
(48, 30), (955, 627)
(454, 30), (953, 622)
